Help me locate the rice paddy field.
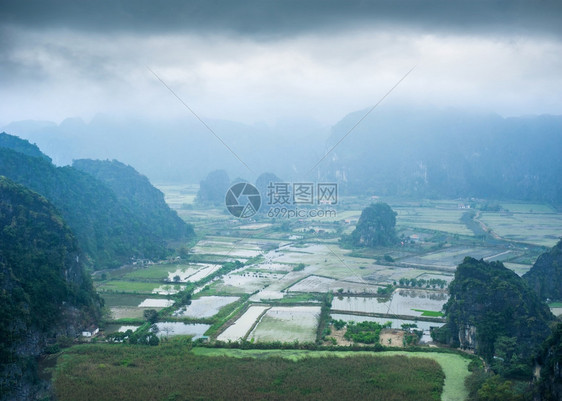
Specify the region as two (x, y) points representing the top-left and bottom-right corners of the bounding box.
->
(97, 280), (166, 294)
(395, 206), (474, 236)
(478, 210), (562, 247)
(173, 296), (240, 318)
(154, 322), (210, 339)
(401, 246), (516, 269)
(217, 305), (271, 342)
(154, 184), (198, 209)
(288, 275), (381, 294)
(248, 306), (321, 343)
(78, 193), (561, 400)
(331, 290), (448, 318)
(191, 238), (265, 259)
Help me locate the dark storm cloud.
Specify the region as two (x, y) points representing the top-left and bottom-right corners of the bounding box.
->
(1, 0), (561, 125)
(1, 0), (561, 38)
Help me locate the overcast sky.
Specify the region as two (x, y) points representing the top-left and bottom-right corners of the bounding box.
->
(1, 0), (561, 127)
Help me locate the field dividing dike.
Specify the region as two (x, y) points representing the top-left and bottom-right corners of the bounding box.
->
(207, 296), (254, 339)
(243, 306), (271, 341)
(330, 309), (446, 323)
(278, 274), (314, 292)
(392, 262), (457, 272)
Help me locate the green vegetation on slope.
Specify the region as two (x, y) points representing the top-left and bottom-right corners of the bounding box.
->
(535, 322), (562, 401)
(346, 202), (398, 247)
(0, 134), (193, 269)
(0, 131), (51, 162)
(73, 159), (193, 240)
(523, 239), (562, 301)
(435, 257), (554, 379)
(54, 343), (445, 401)
(0, 177), (101, 400)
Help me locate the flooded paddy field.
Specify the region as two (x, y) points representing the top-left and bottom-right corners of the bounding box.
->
(151, 284), (186, 295)
(138, 298), (175, 308)
(154, 322), (210, 339)
(395, 206), (474, 236)
(401, 246), (515, 269)
(217, 305), (270, 342)
(331, 289), (448, 318)
(478, 211), (562, 247)
(248, 306), (321, 343)
(288, 275), (381, 294)
(503, 262), (533, 276)
(92, 190), (560, 359)
(166, 263), (222, 283)
(191, 237), (267, 259)
(174, 296), (240, 318)
(153, 184), (198, 209)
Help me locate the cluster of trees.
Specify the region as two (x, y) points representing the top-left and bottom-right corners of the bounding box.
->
(377, 284), (395, 296)
(397, 277), (447, 289)
(0, 133), (193, 269)
(343, 321), (392, 344)
(107, 328), (160, 346)
(0, 177), (101, 400)
(292, 263), (306, 272)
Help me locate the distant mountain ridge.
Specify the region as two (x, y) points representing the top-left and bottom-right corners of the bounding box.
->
(3, 108), (562, 202)
(0, 133), (193, 269)
(323, 108), (562, 202)
(1, 115), (328, 183)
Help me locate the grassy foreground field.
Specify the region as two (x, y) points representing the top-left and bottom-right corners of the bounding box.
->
(192, 348), (471, 401)
(54, 343), (446, 401)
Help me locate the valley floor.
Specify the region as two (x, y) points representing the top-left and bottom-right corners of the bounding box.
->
(78, 190), (561, 400)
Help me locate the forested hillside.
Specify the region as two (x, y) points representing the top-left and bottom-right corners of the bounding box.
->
(73, 159), (193, 240)
(535, 322), (562, 401)
(349, 202), (398, 247)
(0, 177), (101, 400)
(0, 132), (51, 162)
(0, 134), (193, 269)
(524, 239), (562, 301)
(434, 257), (554, 378)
